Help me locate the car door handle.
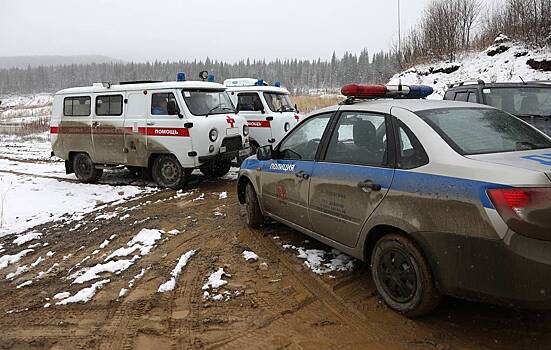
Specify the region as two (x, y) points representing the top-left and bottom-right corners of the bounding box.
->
(146, 122), (155, 126)
(295, 171), (310, 180)
(358, 180), (382, 192)
(92, 121), (100, 127)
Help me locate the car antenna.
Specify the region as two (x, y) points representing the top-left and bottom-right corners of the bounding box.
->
(519, 76), (526, 85)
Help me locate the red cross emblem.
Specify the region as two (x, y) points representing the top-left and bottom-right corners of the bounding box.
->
(294, 114), (300, 122)
(226, 115), (235, 128)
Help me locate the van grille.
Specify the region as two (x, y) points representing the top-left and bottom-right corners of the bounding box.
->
(221, 136), (242, 152)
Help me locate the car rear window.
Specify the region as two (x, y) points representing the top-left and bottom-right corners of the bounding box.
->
(416, 108), (551, 155)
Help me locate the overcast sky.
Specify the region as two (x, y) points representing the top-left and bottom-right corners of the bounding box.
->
(1, 0), (436, 62)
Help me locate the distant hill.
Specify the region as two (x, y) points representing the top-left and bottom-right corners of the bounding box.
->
(0, 55), (124, 69)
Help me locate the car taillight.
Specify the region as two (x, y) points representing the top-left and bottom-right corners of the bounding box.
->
(487, 188), (551, 241)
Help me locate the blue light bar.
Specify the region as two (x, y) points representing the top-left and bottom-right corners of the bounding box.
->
(256, 79), (264, 86)
(406, 85), (433, 98)
(274, 80), (281, 87)
(177, 72), (186, 82)
(207, 74), (215, 82)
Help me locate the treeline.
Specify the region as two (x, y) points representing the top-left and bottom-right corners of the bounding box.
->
(400, 0), (551, 66)
(0, 50), (399, 95)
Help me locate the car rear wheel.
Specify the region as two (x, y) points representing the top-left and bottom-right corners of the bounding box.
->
(200, 160), (231, 178)
(371, 234), (440, 317)
(244, 182), (264, 228)
(73, 153), (102, 183)
(152, 155), (187, 190)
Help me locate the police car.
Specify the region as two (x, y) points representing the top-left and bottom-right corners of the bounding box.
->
(225, 78), (302, 152)
(51, 72), (250, 189)
(237, 83), (551, 316)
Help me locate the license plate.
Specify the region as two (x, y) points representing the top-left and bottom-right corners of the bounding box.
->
(220, 146), (227, 153)
(226, 127), (238, 135)
(239, 148), (250, 157)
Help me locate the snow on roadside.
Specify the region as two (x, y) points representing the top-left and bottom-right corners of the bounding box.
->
(119, 266), (150, 298)
(70, 257), (138, 284)
(202, 268), (241, 302)
(282, 245), (355, 275)
(12, 232), (42, 246)
(55, 279), (110, 305)
(242, 250), (259, 261)
(105, 229), (163, 261)
(0, 249), (33, 270)
(158, 250), (196, 293)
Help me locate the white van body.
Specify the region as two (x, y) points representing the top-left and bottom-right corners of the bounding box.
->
(51, 80), (250, 187)
(224, 78), (302, 151)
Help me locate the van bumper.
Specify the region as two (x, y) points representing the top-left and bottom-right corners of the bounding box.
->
(198, 147), (251, 163)
(412, 231), (551, 309)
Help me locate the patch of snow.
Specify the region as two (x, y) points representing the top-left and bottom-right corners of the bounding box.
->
(13, 232), (42, 246)
(158, 250), (196, 293)
(43, 303), (50, 308)
(53, 292), (71, 300)
(218, 192), (228, 199)
(167, 229), (180, 235)
(6, 265), (28, 279)
(30, 256), (44, 268)
(202, 268), (229, 290)
(294, 247), (355, 275)
(71, 257), (138, 284)
(242, 250), (259, 261)
(106, 228), (162, 261)
(16, 280), (32, 289)
(46, 251), (55, 257)
(0, 249), (34, 270)
(56, 279), (110, 305)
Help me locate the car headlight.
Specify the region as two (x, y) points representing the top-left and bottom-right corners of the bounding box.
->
(209, 128), (218, 142)
(284, 122), (291, 132)
(243, 125), (249, 136)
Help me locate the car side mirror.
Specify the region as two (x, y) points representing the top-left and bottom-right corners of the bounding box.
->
(167, 100), (179, 115)
(295, 104), (299, 113)
(257, 145), (273, 160)
(235, 104), (240, 113)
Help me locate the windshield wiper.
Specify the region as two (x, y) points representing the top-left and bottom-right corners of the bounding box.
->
(516, 113), (551, 119)
(516, 141), (541, 150)
(206, 105), (234, 116)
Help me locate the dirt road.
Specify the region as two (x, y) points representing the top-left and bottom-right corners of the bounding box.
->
(1, 174), (550, 350)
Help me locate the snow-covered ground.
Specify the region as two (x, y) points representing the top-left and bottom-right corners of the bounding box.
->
(0, 94), (53, 125)
(389, 36), (551, 99)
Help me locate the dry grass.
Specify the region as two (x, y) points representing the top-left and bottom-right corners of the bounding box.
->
(0, 117), (49, 136)
(292, 95), (344, 114)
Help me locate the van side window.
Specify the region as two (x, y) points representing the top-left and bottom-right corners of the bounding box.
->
(467, 92), (478, 103)
(64, 96), (91, 116)
(454, 92), (468, 102)
(396, 120), (429, 169)
(237, 93), (264, 112)
(96, 95), (123, 116)
(151, 93), (179, 116)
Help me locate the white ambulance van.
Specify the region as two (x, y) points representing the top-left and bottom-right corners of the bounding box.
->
(224, 78), (302, 152)
(51, 74), (250, 189)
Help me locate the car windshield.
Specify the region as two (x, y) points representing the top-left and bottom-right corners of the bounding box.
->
(416, 108), (551, 155)
(181, 89), (235, 116)
(263, 92), (295, 112)
(483, 87), (551, 117)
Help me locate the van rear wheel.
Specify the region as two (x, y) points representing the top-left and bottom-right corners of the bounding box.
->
(152, 155), (187, 190)
(73, 153), (102, 183)
(371, 234), (441, 317)
(200, 160), (231, 178)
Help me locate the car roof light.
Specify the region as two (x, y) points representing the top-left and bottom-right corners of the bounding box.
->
(177, 72), (186, 82)
(274, 80), (281, 87)
(406, 85), (434, 98)
(256, 79), (265, 86)
(341, 84), (387, 98)
(341, 83), (434, 100)
(207, 74), (215, 82)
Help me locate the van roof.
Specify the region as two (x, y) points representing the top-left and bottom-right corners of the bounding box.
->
(225, 85), (290, 94)
(55, 81), (226, 95)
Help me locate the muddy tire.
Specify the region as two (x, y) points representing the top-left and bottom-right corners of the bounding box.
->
(73, 153), (102, 183)
(152, 154), (187, 190)
(371, 234), (441, 317)
(200, 160), (231, 178)
(244, 182), (264, 228)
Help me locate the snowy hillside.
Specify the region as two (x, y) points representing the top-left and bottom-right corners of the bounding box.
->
(389, 36), (551, 99)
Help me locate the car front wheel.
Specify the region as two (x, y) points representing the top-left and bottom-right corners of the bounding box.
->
(152, 155), (187, 190)
(244, 182), (264, 228)
(73, 153), (102, 183)
(371, 234), (440, 317)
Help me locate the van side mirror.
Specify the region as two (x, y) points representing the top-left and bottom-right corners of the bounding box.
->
(167, 100), (179, 116)
(257, 145), (273, 160)
(295, 104), (299, 113)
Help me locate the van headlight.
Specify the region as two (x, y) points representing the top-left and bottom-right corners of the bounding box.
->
(284, 122), (291, 132)
(243, 125), (249, 136)
(209, 128), (218, 142)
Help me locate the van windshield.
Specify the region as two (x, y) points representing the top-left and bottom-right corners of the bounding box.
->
(416, 107), (551, 155)
(263, 92), (295, 112)
(483, 87), (551, 117)
(181, 89), (235, 116)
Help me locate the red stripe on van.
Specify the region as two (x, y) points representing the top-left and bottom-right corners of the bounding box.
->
(247, 120), (270, 128)
(138, 127), (190, 137)
(50, 126), (59, 134)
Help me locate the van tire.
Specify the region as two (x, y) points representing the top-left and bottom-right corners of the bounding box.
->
(200, 160), (231, 178)
(73, 153), (102, 183)
(244, 182), (264, 228)
(152, 155), (187, 190)
(371, 234), (441, 317)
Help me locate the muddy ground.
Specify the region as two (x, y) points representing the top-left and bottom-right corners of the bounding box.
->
(1, 174), (550, 350)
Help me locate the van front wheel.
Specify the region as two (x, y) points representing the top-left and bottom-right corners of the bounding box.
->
(73, 153), (102, 183)
(200, 160), (231, 178)
(152, 155), (187, 190)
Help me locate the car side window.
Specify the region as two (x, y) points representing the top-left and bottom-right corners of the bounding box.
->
(278, 113), (332, 161)
(63, 96), (91, 116)
(324, 112), (388, 167)
(454, 92), (469, 102)
(151, 93), (179, 116)
(96, 95), (123, 116)
(396, 121), (429, 169)
(467, 92), (478, 103)
(237, 93), (264, 112)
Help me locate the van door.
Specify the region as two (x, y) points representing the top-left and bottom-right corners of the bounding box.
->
(124, 91), (149, 167)
(92, 93), (126, 164)
(60, 96), (94, 160)
(237, 92), (273, 147)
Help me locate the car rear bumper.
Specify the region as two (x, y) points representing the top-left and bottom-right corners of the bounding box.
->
(412, 230), (551, 309)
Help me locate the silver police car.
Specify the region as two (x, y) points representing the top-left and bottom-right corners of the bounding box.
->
(237, 84), (551, 317)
